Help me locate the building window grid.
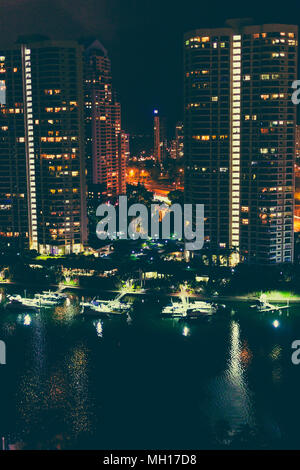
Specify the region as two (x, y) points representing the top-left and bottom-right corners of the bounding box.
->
(230, 35), (241, 250)
(22, 45), (38, 250)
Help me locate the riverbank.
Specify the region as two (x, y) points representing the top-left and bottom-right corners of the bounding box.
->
(1, 281), (300, 304)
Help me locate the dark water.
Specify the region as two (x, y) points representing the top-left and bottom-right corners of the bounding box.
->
(0, 287), (300, 449)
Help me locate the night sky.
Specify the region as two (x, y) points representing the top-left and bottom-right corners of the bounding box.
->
(0, 0), (299, 135)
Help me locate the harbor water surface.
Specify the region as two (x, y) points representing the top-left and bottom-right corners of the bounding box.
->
(0, 287), (300, 449)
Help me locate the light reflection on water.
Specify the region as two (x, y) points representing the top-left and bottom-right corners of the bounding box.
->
(94, 320), (103, 337)
(0, 289), (299, 448)
(64, 344), (94, 437)
(52, 300), (78, 324)
(201, 321), (255, 436)
(182, 325), (190, 337)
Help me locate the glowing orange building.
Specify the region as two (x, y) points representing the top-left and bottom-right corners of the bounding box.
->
(84, 40), (127, 196)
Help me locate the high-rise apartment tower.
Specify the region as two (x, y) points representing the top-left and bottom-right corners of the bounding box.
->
(84, 40), (127, 196)
(184, 20), (297, 264)
(0, 37), (87, 254)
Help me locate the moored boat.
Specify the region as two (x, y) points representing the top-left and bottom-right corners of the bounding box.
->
(250, 294), (290, 313)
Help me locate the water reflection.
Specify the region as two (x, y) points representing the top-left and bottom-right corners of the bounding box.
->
(272, 366), (282, 384)
(269, 344), (283, 384)
(94, 320), (103, 337)
(182, 326), (190, 337)
(240, 340), (253, 367)
(52, 299), (78, 324)
(23, 314), (32, 326)
(64, 344), (94, 437)
(18, 313), (47, 436)
(270, 345), (282, 362)
(227, 323), (253, 405)
(204, 321), (255, 437)
(0, 286), (298, 449)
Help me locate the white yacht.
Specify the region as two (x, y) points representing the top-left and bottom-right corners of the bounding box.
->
(80, 291), (132, 316)
(188, 300), (217, 315)
(162, 301), (187, 317)
(161, 284), (218, 319)
(6, 290), (67, 310)
(250, 294), (290, 313)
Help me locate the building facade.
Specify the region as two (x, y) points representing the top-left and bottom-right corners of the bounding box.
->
(175, 121), (184, 160)
(0, 50), (28, 247)
(184, 20), (297, 264)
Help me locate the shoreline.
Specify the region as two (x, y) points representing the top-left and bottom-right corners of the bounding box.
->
(1, 281), (300, 304)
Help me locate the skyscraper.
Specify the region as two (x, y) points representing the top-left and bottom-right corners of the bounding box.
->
(184, 20), (297, 264)
(0, 37), (87, 254)
(0, 63), (28, 247)
(170, 122), (184, 160)
(84, 40), (127, 197)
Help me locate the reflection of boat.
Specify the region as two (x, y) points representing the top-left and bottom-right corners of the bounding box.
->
(94, 320), (103, 337)
(250, 294), (290, 313)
